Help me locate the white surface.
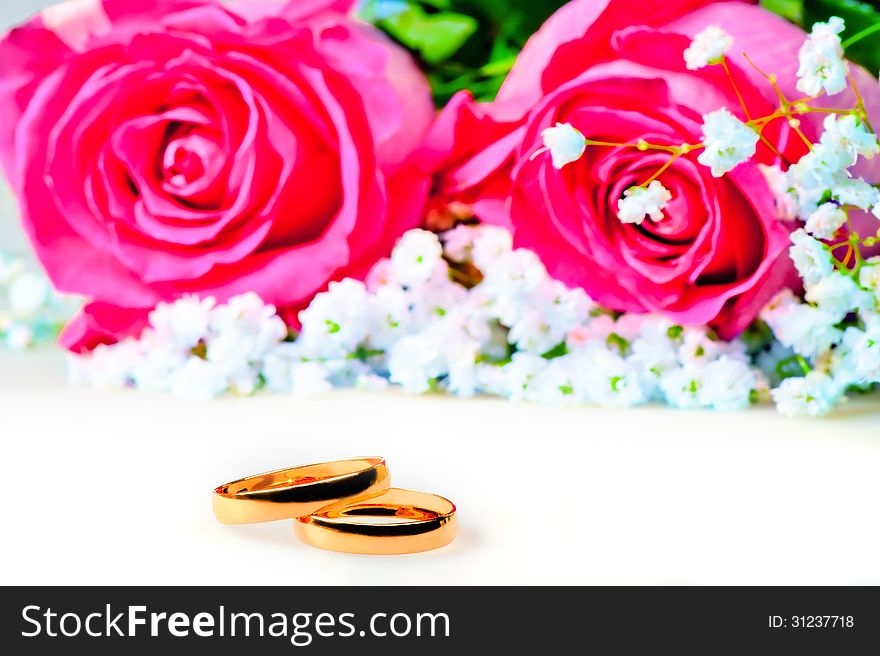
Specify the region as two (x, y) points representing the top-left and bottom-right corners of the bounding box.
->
(2, 348), (880, 585)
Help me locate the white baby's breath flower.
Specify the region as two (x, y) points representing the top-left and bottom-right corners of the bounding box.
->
(833, 176), (880, 210)
(804, 271), (871, 323)
(786, 143), (843, 218)
(610, 314), (652, 342)
(628, 325), (679, 380)
(697, 108), (759, 177)
(581, 348), (646, 407)
(771, 371), (841, 417)
(206, 294), (287, 394)
(683, 25), (734, 70)
(804, 202), (847, 240)
(796, 17), (848, 97)
(368, 284), (411, 350)
(408, 272), (468, 328)
(789, 229), (833, 284)
(528, 358), (580, 406)
(845, 324), (880, 384)
(149, 296), (215, 350)
(539, 280), (594, 335)
(261, 349), (295, 394)
(859, 257), (880, 304)
(76, 341), (140, 390)
(762, 293), (842, 358)
(391, 229), (445, 287)
(821, 114), (879, 167)
(365, 258), (397, 292)
(660, 365), (704, 409)
(298, 279), (371, 357)
(508, 309), (562, 355)
(210, 292), (286, 345)
(387, 334), (446, 394)
(205, 333), (261, 394)
(471, 225), (514, 270)
(616, 181), (672, 224)
(442, 224), (480, 262)
(540, 122), (587, 169)
(128, 330), (187, 393)
(443, 338), (481, 398)
(60, 223), (810, 415)
(478, 249), (547, 319)
(498, 352), (548, 402)
(678, 327), (723, 367)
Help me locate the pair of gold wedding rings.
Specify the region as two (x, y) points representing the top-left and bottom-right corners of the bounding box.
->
(213, 458), (457, 555)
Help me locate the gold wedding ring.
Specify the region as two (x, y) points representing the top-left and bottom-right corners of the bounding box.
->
(213, 457), (390, 524)
(293, 488), (457, 555)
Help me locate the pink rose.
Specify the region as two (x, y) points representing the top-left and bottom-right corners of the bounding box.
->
(423, 0), (880, 337)
(0, 0), (433, 351)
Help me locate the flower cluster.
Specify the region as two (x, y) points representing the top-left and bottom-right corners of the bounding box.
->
(760, 231), (880, 417)
(0, 252), (75, 349)
(66, 214), (880, 415)
(787, 113), (879, 223)
(697, 108), (760, 178)
(683, 25), (734, 71)
(796, 16), (848, 97)
(70, 226), (773, 410)
(69, 294), (288, 400)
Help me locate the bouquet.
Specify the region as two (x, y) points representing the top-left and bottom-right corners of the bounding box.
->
(1, 0), (879, 416)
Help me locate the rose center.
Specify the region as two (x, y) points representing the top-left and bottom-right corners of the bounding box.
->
(162, 133), (221, 188)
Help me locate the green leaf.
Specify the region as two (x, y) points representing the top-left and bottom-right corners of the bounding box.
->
(416, 13), (481, 63)
(760, 0), (805, 24)
(379, 5), (478, 64)
(541, 341), (569, 360)
(363, 0), (569, 105)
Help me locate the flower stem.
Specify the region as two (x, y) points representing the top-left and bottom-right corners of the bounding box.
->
(721, 56), (752, 121)
(641, 155), (679, 186)
(584, 139), (680, 153)
(797, 105), (857, 115)
(841, 22), (880, 50)
(847, 71), (875, 135)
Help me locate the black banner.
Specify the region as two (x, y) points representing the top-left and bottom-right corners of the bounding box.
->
(2, 586), (878, 653)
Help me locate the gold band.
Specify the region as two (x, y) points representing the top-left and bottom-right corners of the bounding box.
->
(293, 488), (457, 555)
(213, 457), (390, 524)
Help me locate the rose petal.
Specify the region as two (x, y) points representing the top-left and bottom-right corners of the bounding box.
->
(59, 301), (151, 352)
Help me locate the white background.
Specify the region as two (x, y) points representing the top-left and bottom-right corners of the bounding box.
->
(3, 349), (880, 585)
(2, 2), (880, 586)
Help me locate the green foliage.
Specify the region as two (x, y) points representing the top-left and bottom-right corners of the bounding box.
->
(375, 4), (478, 64)
(363, 0), (880, 107)
(359, 0), (568, 105)
(760, 0), (805, 23)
